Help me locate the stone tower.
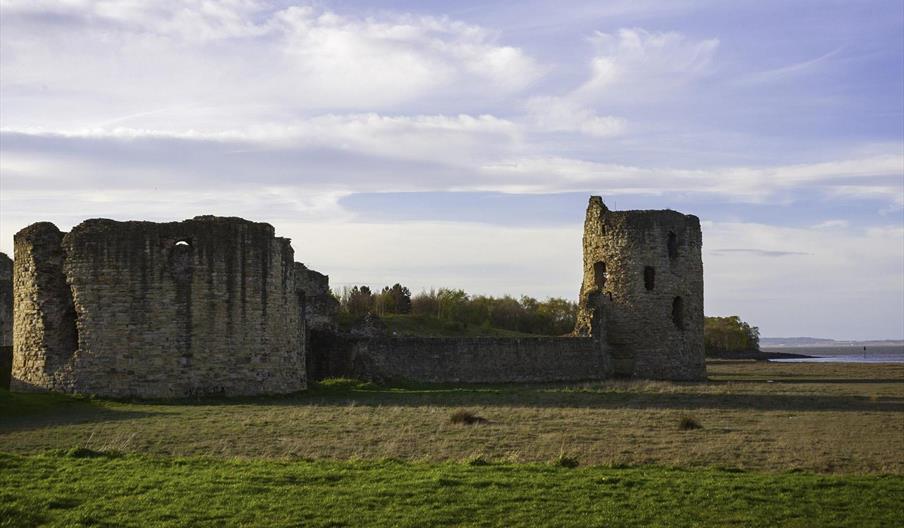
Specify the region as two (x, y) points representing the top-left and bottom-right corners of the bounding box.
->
(575, 196), (706, 380)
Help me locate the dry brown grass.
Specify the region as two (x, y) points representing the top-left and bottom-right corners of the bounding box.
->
(2, 361), (903, 474)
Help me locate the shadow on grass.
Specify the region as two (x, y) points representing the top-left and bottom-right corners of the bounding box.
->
(0, 390), (162, 432)
(104, 380), (904, 414)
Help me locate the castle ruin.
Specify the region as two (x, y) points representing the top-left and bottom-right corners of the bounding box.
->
(574, 196), (706, 380)
(6, 196), (705, 397)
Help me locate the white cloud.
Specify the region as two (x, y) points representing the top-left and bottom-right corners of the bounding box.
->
(0, 1), (543, 130)
(572, 28), (719, 102)
(2, 126), (900, 206)
(524, 96), (626, 137)
(519, 27), (718, 137)
(811, 219), (850, 229)
(480, 153), (904, 199)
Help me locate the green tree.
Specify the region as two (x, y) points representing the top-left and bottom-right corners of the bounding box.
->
(346, 286), (374, 316)
(704, 315), (760, 356)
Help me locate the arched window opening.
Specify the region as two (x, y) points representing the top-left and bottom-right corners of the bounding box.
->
(667, 232), (678, 259)
(644, 266), (655, 291)
(593, 261), (607, 290)
(672, 296), (684, 330)
(169, 239), (194, 281)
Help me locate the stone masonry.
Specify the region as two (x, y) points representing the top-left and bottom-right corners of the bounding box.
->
(1, 252), (11, 347)
(574, 196), (706, 380)
(313, 336), (608, 384)
(11, 217), (306, 398)
(1, 252), (12, 389)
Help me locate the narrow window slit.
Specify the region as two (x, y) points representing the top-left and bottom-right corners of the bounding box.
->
(672, 296), (684, 330)
(644, 266), (655, 291)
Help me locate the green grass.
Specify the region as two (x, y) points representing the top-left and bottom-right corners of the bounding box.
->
(2, 452), (902, 528)
(380, 314), (536, 337)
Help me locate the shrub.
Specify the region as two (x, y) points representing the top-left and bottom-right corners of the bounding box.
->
(552, 454), (579, 468)
(64, 447), (115, 459)
(678, 416), (703, 430)
(465, 453), (490, 466)
(450, 410), (488, 425)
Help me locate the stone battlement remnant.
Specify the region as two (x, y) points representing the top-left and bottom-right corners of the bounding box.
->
(11, 217), (307, 398)
(574, 196), (706, 380)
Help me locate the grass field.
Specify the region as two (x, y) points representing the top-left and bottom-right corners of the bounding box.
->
(3, 452), (902, 528)
(2, 360), (903, 526)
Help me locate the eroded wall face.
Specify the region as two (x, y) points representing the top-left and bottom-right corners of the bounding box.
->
(12, 217), (305, 398)
(12, 223), (79, 390)
(575, 197), (706, 380)
(1, 252), (14, 388)
(294, 263), (338, 332)
(1, 253), (12, 347)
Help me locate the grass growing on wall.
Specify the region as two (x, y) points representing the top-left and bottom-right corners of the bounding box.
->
(2, 452), (903, 528)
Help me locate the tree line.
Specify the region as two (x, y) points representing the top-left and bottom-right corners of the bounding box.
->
(336, 285), (578, 336)
(336, 285), (761, 345)
(704, 315), (760, 356)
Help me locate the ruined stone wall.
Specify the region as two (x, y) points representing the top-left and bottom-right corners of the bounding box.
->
(12, 216), (305, 398)
(12, 223), (78, 390)
(1, 252), (11, 347)
(575, 196), (706, 380)
(309, 335), (609, 384)
(295, 263), (338, 332)
(0, 252), (11, 388)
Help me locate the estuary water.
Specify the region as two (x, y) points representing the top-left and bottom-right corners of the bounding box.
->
(764, 345), (904, 364)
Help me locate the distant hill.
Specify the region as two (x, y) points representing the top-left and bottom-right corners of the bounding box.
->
(761, 337), (904, 347)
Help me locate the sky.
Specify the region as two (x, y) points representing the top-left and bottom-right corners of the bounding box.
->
(0, 0), (902, 340)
